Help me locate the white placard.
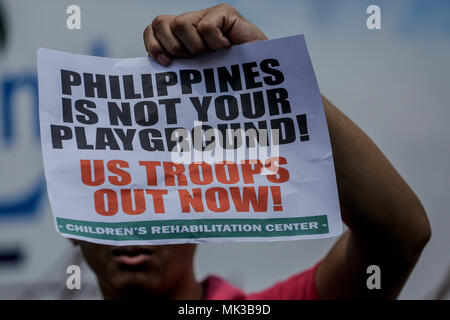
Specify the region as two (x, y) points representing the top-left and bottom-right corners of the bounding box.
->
(37, 35), (342, 245)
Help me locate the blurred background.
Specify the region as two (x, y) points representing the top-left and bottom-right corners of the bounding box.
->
(0, 0), (449, 299)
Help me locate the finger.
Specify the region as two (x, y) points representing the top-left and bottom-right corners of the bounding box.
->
(151, 15), (191, 58)
(196, 12), (232, 50)
(143, 24), (172, 66)
(171, 13), (208, 55)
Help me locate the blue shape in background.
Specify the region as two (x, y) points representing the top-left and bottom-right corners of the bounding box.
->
(0, 178), (46, 218)
(1, 72), (39, 147)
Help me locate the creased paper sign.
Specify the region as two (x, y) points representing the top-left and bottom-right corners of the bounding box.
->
(37, 35), (342, 246)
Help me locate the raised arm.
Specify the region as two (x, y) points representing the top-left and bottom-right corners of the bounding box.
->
(316, 97), (430, 298)
(143, 3), (431, 299)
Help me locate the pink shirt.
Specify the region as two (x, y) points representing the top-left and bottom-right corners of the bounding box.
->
(202, 263), (320, 300)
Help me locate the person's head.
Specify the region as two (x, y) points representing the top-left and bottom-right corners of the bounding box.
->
(70, 240), (200, 299)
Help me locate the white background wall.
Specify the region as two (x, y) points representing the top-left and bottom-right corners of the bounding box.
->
(0, 0), (449, 299)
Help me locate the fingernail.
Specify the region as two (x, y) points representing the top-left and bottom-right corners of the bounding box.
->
(157, 54), (171, 66)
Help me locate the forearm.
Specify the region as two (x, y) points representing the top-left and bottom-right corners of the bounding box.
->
(323, 96), (431, 257)
(315, 97), (431, 299)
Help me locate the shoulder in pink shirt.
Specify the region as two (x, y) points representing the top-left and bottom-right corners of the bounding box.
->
(201, 263), (321, 300)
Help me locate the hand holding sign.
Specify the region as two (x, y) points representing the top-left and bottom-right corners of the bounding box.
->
(143, 3), (268, 65)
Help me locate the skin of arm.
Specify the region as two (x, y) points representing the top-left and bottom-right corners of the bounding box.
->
(143, 3), (431, 299)
(318, 97), (431, 298)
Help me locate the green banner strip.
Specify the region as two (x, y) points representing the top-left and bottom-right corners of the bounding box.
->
(56, 216), (329, 241)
